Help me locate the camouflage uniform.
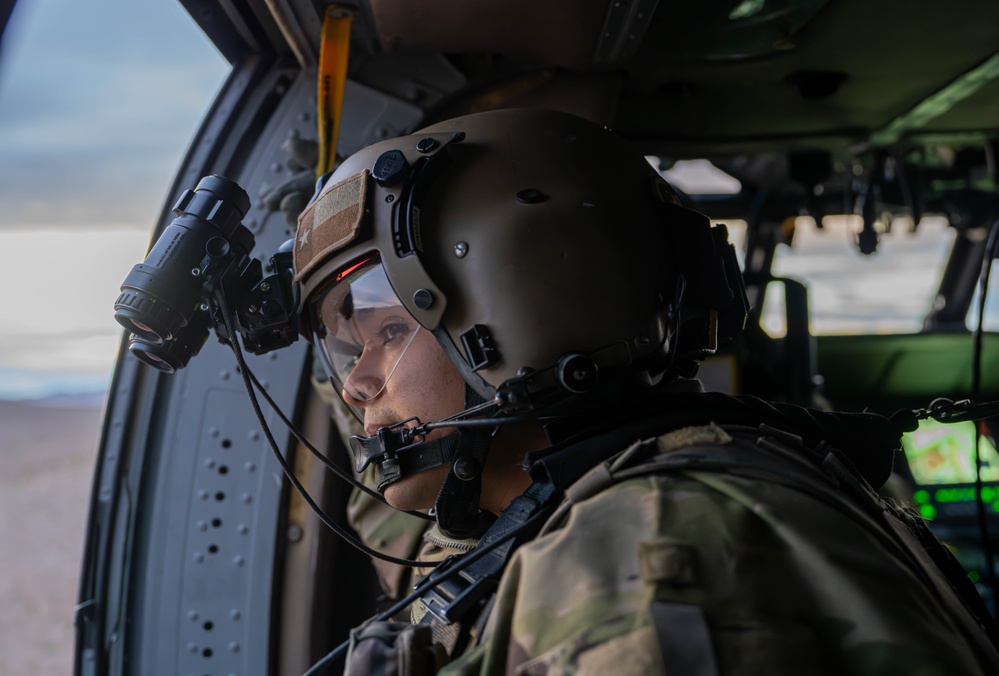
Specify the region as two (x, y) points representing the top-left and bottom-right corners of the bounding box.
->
(347, 400), (999, 675)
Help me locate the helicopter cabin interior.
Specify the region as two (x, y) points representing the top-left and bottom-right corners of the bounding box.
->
(76, 1), (999, 674)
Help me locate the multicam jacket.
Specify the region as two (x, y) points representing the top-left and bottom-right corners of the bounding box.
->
(347, 396), (999, 675)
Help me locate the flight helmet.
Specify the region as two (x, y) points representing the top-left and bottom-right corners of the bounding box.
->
(294, 108), (743, 430)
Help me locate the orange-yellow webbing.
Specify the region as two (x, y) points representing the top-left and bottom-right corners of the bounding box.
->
(317, 5), (355, 178)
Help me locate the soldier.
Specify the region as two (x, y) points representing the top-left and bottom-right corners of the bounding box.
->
(292, 108), (999, 674)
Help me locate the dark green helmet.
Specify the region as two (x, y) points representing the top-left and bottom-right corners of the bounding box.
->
(294, 108), (743, 417)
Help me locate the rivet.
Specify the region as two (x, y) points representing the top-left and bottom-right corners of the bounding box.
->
(416, 137), (438, 153)
(197, 490), (209, 500)
(193, 552), (205, 563)
(245, 462), (257, 473)
(288, 524), (303, 542)
(229, 641), (240, 653)
(209, 427), (220, 438)
(453, 241), (469, 258)
(188, 611), (200, 622)
(248, 430), (260, 441)
(413, 289), (434, 310)
(238, 524), (249, 535)
(196, 520), (208, 532)
(233, 556), (245, 567)
(453, 457), (480, 481)
(242, 493), (252, 504)
(230, 609), (242, 621)
(205, 458), (216, 469)
(187, 642), (199, 654)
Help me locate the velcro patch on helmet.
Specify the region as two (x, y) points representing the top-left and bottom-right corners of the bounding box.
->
(293, 169), (369, 282)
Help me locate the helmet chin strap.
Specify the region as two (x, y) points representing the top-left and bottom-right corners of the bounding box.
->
(433, 384), (494, 538)
(351, 384), (495, 538)
(433, 426), (493, 538)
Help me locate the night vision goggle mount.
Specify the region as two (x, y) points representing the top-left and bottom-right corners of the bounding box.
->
(114, 175), (299, 372)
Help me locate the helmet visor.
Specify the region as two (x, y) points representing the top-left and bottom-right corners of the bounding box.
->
(307, 257), (422, 418)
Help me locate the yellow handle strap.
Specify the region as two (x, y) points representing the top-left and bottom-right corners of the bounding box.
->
(317, 5), (355, 178)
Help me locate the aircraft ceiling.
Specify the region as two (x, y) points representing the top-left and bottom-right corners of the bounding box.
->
(180, 0), (999, 160)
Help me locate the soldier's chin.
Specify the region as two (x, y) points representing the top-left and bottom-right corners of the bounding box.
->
(383, 464), (451, 512)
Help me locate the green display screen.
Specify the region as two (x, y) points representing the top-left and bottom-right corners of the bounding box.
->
(900, 418), (999, 486)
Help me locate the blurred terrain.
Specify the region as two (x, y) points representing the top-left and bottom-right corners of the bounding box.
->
(0, 396), (103, 675)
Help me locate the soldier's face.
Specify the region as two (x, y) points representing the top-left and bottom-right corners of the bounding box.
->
(342, 326), (465, 510)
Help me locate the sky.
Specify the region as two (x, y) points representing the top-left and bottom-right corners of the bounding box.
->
(0, 0), (230, 398)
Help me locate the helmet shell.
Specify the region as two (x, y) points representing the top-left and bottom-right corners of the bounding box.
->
(295, 108), (675, 398)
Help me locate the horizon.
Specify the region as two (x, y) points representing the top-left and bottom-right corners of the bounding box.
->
(0, 0), (229, 400)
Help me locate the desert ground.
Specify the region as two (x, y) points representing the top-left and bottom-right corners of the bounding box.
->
(0, 396), (104, 675)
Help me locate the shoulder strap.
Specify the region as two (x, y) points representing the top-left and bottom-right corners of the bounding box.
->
(415, 482), (558, 656)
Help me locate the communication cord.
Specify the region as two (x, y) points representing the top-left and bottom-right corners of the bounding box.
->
(244, 368), (433, 521)
(216, 286), (426, 568)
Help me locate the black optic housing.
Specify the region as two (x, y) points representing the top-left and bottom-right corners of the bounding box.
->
(114, 175), (299, 373)
(115, 175), (250, 343)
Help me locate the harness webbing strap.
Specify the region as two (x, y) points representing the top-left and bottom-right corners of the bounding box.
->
(649, 602), (720, 676)
(418, 482), (557, 655)
(316, 5), (354, 177)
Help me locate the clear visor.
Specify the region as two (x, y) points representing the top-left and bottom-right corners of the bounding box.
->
(308, 258), (422, 419)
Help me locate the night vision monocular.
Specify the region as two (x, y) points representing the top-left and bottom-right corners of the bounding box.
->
(114, 175), (298, 372)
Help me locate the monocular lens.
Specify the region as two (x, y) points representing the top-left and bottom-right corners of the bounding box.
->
(128, 338), (177, 373)
(115, 312), (164, 343)
(126, 309), (210, 373)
